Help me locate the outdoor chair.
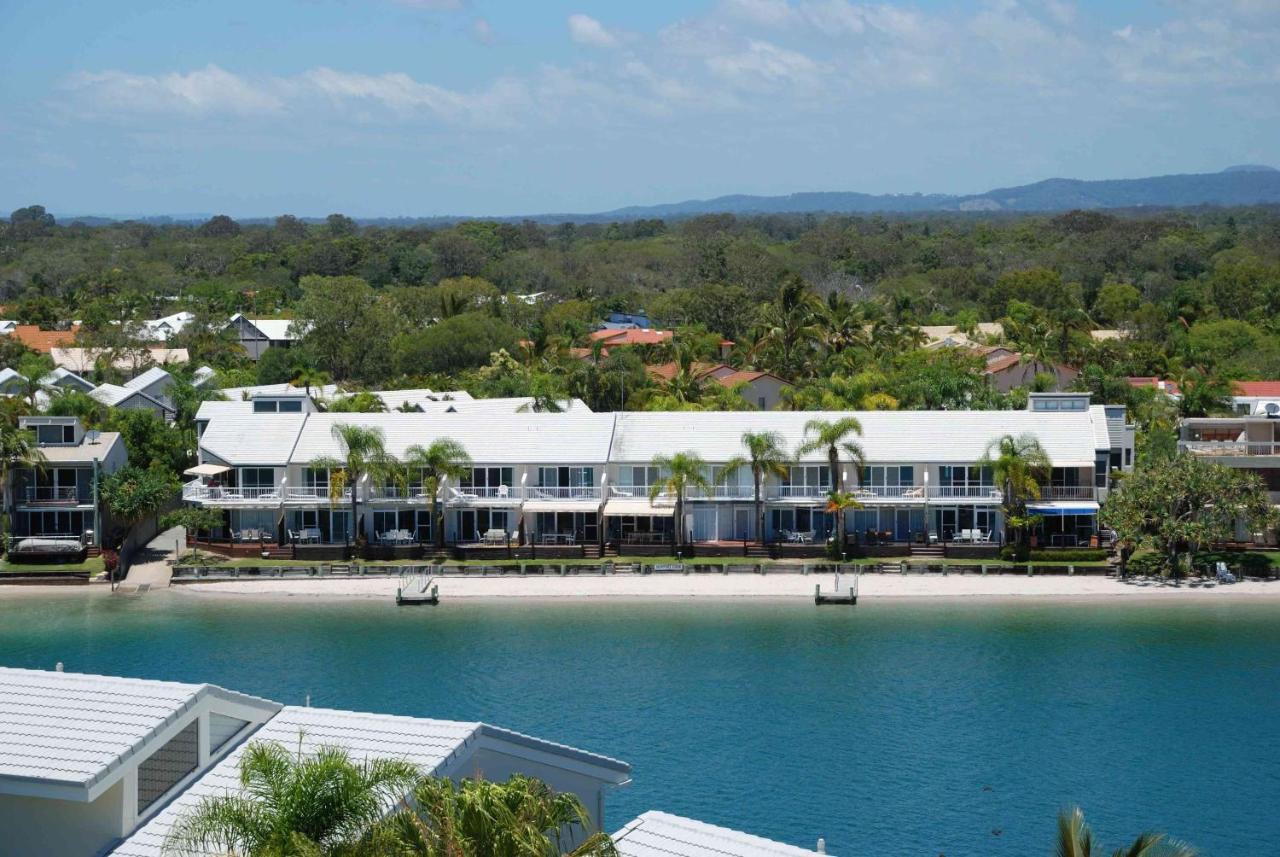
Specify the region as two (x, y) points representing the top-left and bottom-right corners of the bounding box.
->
(1216, 561), (1237, 584)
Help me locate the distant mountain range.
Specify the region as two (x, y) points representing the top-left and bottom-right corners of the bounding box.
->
(53, 165), (1280, 226)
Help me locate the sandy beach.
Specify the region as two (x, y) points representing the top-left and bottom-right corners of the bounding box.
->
(146, 571), (1280, 601)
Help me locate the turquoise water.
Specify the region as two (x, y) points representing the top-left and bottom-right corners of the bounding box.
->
(1, 593), (1277, 856)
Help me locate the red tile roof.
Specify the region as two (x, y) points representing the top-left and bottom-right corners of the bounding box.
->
(11, 324), (78, 353)
(589, 328), (674, 347)
(1233, 381), (1280, 397)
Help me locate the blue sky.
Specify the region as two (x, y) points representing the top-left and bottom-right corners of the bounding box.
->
(1, 0), (1276, 218)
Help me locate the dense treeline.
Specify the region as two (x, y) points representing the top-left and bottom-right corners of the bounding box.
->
(3, 204), (1280, 437)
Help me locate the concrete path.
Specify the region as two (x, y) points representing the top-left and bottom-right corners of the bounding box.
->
(122, 526), (186, 589)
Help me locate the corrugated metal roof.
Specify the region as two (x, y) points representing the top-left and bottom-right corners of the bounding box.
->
(199, 413), (309, 466)
(1088, 405), (1113, 451)
(0, 668), (277, 798)
(290, 413), (617, 465)
(614, 811), (826, 857)
(610, 410), (1100, 466)
(123, 367), (173, 392)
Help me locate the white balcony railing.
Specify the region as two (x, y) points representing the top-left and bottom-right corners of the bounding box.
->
(23, 486), (81, 504)
(930, 485), (1002, 500)
(686, 485), (755, 499)
(1181, 441), (1280, 456)
(851, 485), (927, 500)
(1038, 486), (1095, 501)
(183, 482), (281, 503)
(774, 485), (831, 499)
(286, 486), (352, 501)
(455, 485), (522, 501)
(529, 486), (600, 500)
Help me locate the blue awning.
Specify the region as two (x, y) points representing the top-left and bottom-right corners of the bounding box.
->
(1027, 502), (1099, 516)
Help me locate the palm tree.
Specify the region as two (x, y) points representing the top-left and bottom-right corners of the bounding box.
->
(825, 490), (862, 557)
(291, 366), (331, 399)
(162, 740), (420, 856)
(0, 421), (45, 545)
(404, 438), (471, 549)
(815, 290), (869, 359)
(724, 431), (789, 545)
(378, 774), (618, 857)
(796, 418), (865, 546)
(648, 452), (711, 549)
(309, 423), (391, 546)
(750, 275), (819, 378)
(979, 432), (1050, 555)
(1055, 806), (1197, 857)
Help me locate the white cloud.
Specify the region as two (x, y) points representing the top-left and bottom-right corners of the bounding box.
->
(567, 13), (619, 48)
(66, 65), (282, 115)
(706, 39), (822, 88)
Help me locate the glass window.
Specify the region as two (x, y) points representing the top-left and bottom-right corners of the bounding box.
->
(278, 399), (303, 412)
(252, 400), (278, 413)
(137, 721), (199, 813)
(209, 713), (248, 754)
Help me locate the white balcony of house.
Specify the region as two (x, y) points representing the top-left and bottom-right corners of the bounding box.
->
(183, 482), (282, 504)
(686, 484), (755, 500)
(21, 486), (86, 506)
(452, 485), (524, 503)
(285, 485), (352, 502)
(368, 484), (432, 502)
(529, 485), (602, 500)
(1180, 440), (1280, 457)
(851, 484), (927, 502)
(929, 485), (1003, 501)
(1038, 485), (1096, 501)
(771, 484), (831, 500)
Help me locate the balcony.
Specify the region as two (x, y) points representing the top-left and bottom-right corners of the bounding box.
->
(528, 486), (601, 500)
(22, 486), (86, 506)
(1180, 440), (1280, 457)
(370, 485), (432, 502)
(453, 485), (523, 502)
(851, 484), (927, 501)
(773, 485), (831, 499)
(183, 483), (281, 504)
(1038, 486), (1095, 501)
(929, 485), (1003, 501)
(686, 484), (755, 500)
(286, 486), (352, 502)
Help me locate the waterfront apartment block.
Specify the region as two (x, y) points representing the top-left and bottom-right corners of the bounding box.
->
(1179, 413), (1280, 542)
(183, 392), (1132, 558)
(4, 416), (127, 557)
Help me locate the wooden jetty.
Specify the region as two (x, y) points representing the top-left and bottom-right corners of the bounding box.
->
(396, 573), (439, 606)
(815, 571), (859, 605)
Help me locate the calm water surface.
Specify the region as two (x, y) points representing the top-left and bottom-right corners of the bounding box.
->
(1, 593), (1277, 856)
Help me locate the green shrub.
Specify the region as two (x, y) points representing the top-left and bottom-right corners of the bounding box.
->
(1193, 550), (1275, 577)
(1028, 549), (1106, 562)
(1124, 552), (1169, 577)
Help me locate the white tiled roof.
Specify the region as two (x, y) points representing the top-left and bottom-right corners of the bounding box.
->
(0, 667), (275, 798)
(1088, 405), (1113, 451)
(290, 412), (617, 465)
(194, 399), (252, 421)
(109, 707), (484, 857)
(34, 431), (123, 463)
(220, 382), (339, 401)
(199, 413), (308, 466)
(610, 410), (1100, 466)
(614, 811), (826, 857)
(89, 383), (141, 407)
(246, 319), (299, 341)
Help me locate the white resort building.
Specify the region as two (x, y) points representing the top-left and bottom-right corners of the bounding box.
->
(180, 392), (1133, 559)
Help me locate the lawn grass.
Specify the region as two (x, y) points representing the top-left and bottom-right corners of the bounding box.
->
(0, 555), (105, 575)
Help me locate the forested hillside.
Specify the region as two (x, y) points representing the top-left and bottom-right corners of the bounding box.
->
(2, 205), (1279, 436)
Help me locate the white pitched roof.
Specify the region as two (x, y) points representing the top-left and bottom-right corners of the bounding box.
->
(89, 383), (141, 407)
(194, 399), (251, 421)
(112, 706), (629, 857)
(0, 667), (277, 801)
(124, 366), (174, 392)
(190, 365), (217, 388)
(220, 382), (340, 401)
(199, 412), (308, 466)
(614, 811), (826, 857)
(40, 366), (95, 390)
(245, 318), (299, 341)
(290, 412), (617, 465)
(0, 367), (21, 386)
(609, 410), (1100, 467)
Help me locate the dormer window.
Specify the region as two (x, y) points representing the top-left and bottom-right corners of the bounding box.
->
(36, 424), (76, 445)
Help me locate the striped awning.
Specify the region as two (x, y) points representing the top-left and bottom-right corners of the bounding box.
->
(1027, 501), (1100, 516)
(603, 499), (675, 517)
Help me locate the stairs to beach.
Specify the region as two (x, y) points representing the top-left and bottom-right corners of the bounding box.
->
(912, 544), (946, 559)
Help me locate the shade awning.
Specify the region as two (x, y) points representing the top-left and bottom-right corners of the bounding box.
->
(184, 463), (231, 477)
(603, 499), (676, 517)
(522, 499), (602, 513)
(1027, 501), (1099, 516)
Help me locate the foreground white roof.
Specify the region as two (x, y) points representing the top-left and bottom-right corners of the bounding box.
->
(199, 412), (308, 466)
(112, 705), (629, 857)
(610, 410), (1100, 466)
(0, 668), (276, 801)
(614, 811), (826, 857)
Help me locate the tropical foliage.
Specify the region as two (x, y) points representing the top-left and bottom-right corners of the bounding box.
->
(404, 439), (472, 548)
(647, 452), (711, 548)
(979, 433), (1051, 557)
(1055, 806), (1197, 857)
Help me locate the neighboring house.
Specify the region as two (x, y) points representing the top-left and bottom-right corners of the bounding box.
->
(10, 324), (79, 353)
(597, 310), (654, 330)
(1128, 377), (1280, 416)
(920, 323), (1125, 349)
(182, 393), (1132, 550)
(88, 384), (177, 422)
(979, 347), (1079, 393)
(51, 347), (189, 374)
(586, 328), (733, 360)
(0, 367), (25, 396)
(0, 666), (630, 857)
(122, 366), (176, 404)
(141, 311), (193, 342)
(190, 365), (216, 388)
(40, 367), (95, 393)
(227, 314), (301, 360)
(7, 416), (127, 549)
(646, 362), (792, 410)
(614, 811), (827, 857)
(1178, 411), (1280, 544)
(0, 320), (18, 335)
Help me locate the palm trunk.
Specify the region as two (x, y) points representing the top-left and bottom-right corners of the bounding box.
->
(754, 470), (763, 545)
(350, 473), (359, 547)
(430, 484), (442, 549)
